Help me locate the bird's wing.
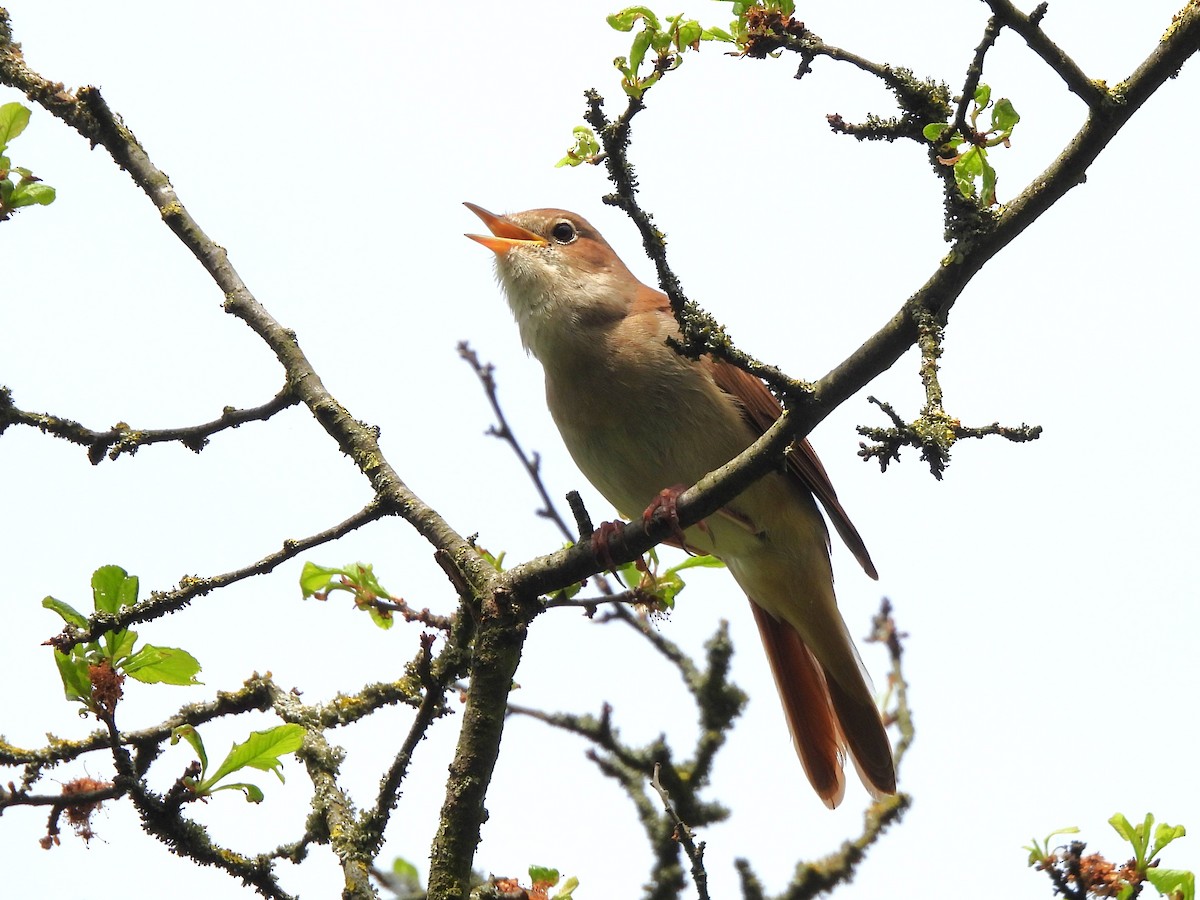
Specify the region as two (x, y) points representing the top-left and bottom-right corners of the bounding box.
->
(706, 356), (879, 580)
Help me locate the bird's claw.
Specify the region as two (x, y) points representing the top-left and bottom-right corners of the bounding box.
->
(642, 485), (704, 552)
(590, 520), (627, 579)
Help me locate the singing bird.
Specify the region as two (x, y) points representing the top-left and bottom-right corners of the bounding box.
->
(465, 203), (895, 807)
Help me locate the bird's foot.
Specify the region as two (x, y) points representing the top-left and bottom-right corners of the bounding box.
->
(590, 520), (629, 576)
(641, 485), (705, 552)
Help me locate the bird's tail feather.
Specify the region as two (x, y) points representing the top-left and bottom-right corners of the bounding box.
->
(750, 600), (895, 806)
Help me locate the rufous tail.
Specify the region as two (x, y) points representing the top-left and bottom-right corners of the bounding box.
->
(750, 601), (896, 807)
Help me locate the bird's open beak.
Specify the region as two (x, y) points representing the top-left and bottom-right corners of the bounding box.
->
(464, 202), (547, 255)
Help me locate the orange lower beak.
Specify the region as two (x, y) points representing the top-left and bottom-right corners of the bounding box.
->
(464, 202), (547, 254)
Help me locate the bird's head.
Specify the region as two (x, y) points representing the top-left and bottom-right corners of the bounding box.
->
(465, 203), (638, 358)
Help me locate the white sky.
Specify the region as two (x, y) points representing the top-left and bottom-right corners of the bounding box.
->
(2, 2), (1197, 898)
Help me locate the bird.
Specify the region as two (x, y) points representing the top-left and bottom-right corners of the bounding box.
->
(465, 202), (895, 807)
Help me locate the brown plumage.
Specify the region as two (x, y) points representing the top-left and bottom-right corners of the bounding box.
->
(466, 203), (895, 806)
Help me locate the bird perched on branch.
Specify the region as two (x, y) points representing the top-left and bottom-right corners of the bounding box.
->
(466, 203), (895, 807)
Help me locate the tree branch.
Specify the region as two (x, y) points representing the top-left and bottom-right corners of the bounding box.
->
(48, 500), (388, 650)
(0, 24), (496, 603)
(0, 383), (298, 463)
(982, 0), (1108, 106)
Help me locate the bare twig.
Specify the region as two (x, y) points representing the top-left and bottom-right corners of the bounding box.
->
(458, 342), (574, 541)
(955, 15), (1005, 138)
(0, 383), (298, 463)
(651, 762), (710, 900)
(982, 0), (1108, 106)
(358, 620), (472, 854)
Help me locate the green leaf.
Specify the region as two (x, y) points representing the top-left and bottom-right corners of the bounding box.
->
(555, 125), (600, 168)
(954, 148), (980, 198)
(1111, 812), (1157, 868)
(299, 560), (342, 597)
(91, 565), (138, 614)
(390, 857), (424, 894)
(53, 649), (93, 703)
(607, 7), (660, 32)
(676, 20), (703, 49)
(629, 27), (652, 76)
(171, 724), (209, 777)
(529, 866), (560, 886)
(1110, 812), (1136, 841)
(365, 603), (395, 630)
(0, 101), (31, 148)
(105, 627), (137, 663)
(553, 877), (580, 900)
(980, 155), (998, 206)
(961, 146), (984, 177)
(198, 724), (306, 794)
(210, 781), (266, 803)
(43, 596), (88, 629)
(923, 121), (950, 142)
(301, 561), (401, 627)
(991, 98), (1020, 134)
(122, 644), (202, 685)
(1146, 867), (1195, 900)
(668, 554), (724, 573)
(973, 83), (992, 107)
(10, 181), (55, 208)
(476, 548), (506, 571)
(1153, 821), (1187, 855)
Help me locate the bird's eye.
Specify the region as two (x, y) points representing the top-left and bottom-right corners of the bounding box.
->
(550, 221), (577, 244)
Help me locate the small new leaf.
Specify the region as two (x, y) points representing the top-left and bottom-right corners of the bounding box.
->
(91, 565), (139, 614)
(991, 98), (1020, 136)
(300, 560), (398, 629)
(53, 650), (93, 703)
(1023, 826), (1080, 866)
(922, 121), (949, 142)
(0, 101), (30, 148)
(389, 857), (424, 895)
(553, 877), (580, 900)
(529, 866), (560, 885)
(9, 181), (56, 208)
(924, 83), (1020, 206)
(0, 103), (56, 219)
(42, 596), (88, 629)
(45, 566), (204, 709)
(556, 126), (601, 168)
(1147, 868), (1195, 900)
(171, 724), (209, 776)
(195, 724), (306, 800)
(607, 7), (660, 32)
(122, 644), (202, 685)
(214, 782), (266, 803)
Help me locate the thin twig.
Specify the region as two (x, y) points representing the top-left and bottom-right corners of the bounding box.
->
(982, 0), (1108, 107)
(48, 500), (389, 651)
(955, 15), (1004, 138)
(458, 342), (574, 541)
(358, 620), (472, 854)
(0, 384), (298, 464)
(651, 762), (710, 900)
